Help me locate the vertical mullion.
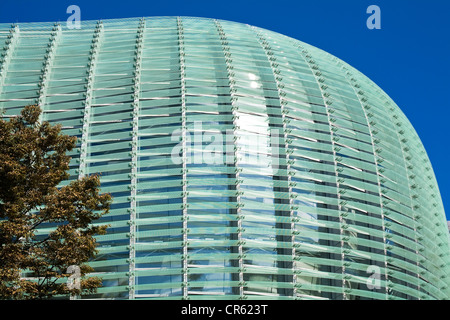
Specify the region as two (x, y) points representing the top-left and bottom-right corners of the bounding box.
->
(292, 43), (348, 299)
(128, 17), (145, 300)
(214, 19), (245, 299)
(251, 26), (296, 297)
(374, 92), (424, 299)
(176, 17), (189, 300)
(75, 21), (103, 300)
(0, 24), (20, 114)
(37, 23), (61, 123)
(331, 57), (390, 299)
(79, 21), (103, 179)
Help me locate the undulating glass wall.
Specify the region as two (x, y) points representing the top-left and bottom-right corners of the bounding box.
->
(0, 16), (449, 300)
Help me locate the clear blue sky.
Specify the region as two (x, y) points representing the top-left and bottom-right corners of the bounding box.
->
(1, 0), (449, 220)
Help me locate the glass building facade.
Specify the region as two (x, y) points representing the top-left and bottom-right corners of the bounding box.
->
(0, 16), (449, 300)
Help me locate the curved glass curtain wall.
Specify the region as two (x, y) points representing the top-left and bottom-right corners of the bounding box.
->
(0, 16), (449, 300)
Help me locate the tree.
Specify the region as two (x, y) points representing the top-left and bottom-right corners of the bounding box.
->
(0, 105), (112, 299)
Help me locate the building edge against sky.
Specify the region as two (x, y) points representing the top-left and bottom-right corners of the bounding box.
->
(0, 16), (449, 300)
